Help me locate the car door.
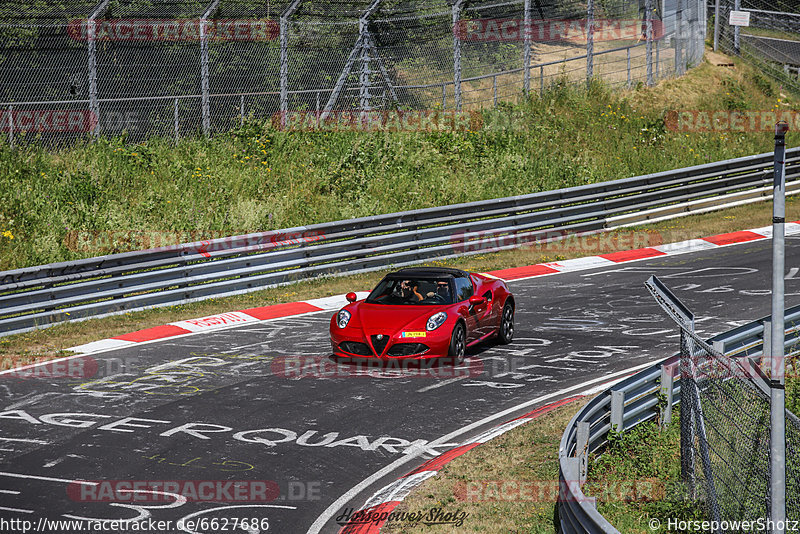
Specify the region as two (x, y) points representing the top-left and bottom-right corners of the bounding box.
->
(454, 275), (482, 342)
(470, 275), (496, 338)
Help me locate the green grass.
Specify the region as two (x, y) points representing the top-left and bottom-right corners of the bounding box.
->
(583, 410), (705, 533)
(1, 46), (796, 270)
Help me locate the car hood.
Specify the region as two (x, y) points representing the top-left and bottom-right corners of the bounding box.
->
(355, 302), (442, 334)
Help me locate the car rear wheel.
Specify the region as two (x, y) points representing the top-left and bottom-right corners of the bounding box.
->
(498, 303), (514, 344)
(448, 323), (466, 366)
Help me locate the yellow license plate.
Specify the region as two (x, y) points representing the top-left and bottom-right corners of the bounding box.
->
(401, 331), (427, 338)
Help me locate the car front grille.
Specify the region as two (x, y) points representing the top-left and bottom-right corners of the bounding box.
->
(387, 343), (430, 357)
(339, 341), (372, 356)
(370, 334), (390, 355)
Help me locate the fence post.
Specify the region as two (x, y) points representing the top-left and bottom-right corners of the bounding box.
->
(655, 40), (660, 80)
(492, 75), (497, 107)
(359, 18), (371, 117)
(88, 20), (98, 136)
(626, 47), (631, 87)
(586, 0), (594, 87)
(173, 98), (179, 144)
(675, 0), (684, 76)
(659, 363), (674, 429)
(200, 1), (221, 137)
(770, 121), (789, 532)
(442, 84), (447, 109)
(452, 0), (464, 111)
(610, 390), (624, 431)
(87, 0), (109, 137)
(240, 95), (244, 126)
(680, 330), (697, 499)
(280, 1), (302, 128)
(539, 65), (543, 94)
(713, 0), (721, 51)
(576, 421), (590, 484)
(279, 17), (289, 126)
(645, 0), (654, 86)
(733, 0), (740, 54)
(523, 0), (531, 96)
(7, 106), (13, 148)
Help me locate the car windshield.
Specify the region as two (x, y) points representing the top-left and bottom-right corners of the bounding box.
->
(366, 277), (454, 305)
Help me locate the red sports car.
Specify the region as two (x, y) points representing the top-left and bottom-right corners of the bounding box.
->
(329, 267), (514, 364)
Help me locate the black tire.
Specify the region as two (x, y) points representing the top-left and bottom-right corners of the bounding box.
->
(498, 302), (514, 345)
(448, 322), (467, 366)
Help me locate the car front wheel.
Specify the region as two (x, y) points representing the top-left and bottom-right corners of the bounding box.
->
(448, 322), (466, 366)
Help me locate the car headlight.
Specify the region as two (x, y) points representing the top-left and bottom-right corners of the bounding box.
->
(337, 310), (351, 329)
(426, 311), (447, 331)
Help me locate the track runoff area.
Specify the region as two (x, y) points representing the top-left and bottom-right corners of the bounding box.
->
(0, 225), (798, 534)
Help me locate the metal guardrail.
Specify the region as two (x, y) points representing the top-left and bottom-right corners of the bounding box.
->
(558, 304), (800, 533)
(2, 147), (799, 337)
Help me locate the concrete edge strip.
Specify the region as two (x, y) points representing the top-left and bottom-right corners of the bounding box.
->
(8, 221), (788, 361)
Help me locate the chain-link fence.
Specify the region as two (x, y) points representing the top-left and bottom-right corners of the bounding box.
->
(678, 322), (800, 528)
(0, 0), (706, 144)
(710, 0), (800, 95)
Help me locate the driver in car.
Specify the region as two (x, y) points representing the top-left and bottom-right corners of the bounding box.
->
(426, 280), (451, 300)
(399, 279), (423, 301)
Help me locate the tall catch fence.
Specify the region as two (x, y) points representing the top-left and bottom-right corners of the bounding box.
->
(0, 0), (706, 144)
(649, 275), (800, 528)
(710, 0), (800, 95)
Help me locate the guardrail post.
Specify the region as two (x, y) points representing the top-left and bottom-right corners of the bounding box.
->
(645, 0), (654, 86)
(562, 457), (590, 506)
(610, 390), (624, 431)
(586, 0), (594, 87)
(523, 0), (531, 96)
(576, 421), (590, 484)
(659, 363), (675, 429)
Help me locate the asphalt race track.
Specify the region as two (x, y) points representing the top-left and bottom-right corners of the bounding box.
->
(1, 237), (798, 534)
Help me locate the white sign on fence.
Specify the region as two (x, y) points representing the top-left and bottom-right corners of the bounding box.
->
(729, 10), (751, 27)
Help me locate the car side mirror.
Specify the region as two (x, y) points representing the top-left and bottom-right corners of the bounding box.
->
(346, 292), (358, 303)
(469, 295), (486, 306)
